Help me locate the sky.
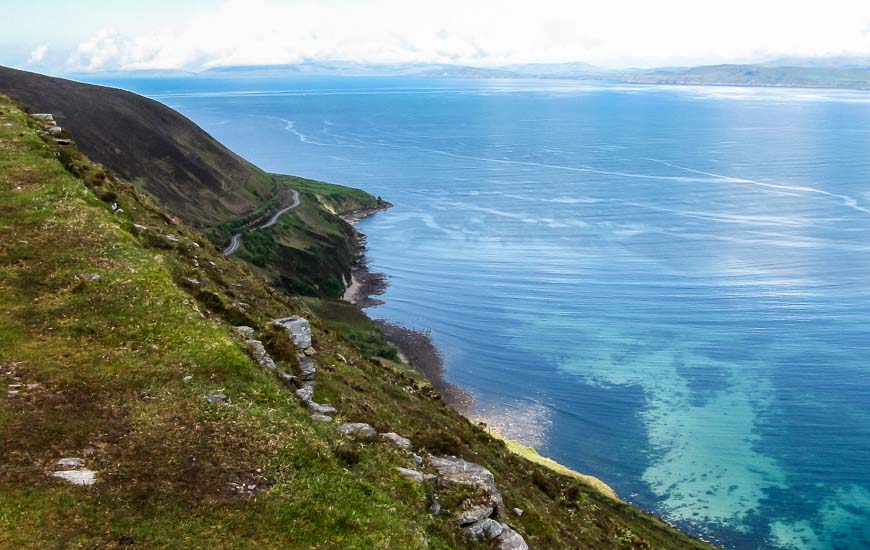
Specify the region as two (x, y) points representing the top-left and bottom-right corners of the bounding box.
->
(3, 0), (870, 73)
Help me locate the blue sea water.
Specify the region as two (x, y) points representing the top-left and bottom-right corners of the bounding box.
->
(91, 75), (870, 549)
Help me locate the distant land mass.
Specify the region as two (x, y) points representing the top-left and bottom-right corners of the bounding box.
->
(66, 55), (870, 90)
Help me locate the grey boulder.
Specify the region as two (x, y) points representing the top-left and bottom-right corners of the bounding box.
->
(429, 455), (503, 506)
(338, 423), (378, 441)
(465, 518), (504, 542)
(379, 432), (411, 448)
(308, 402), (337, 415)
(495, 524), (529, 550)
(273, 316), (312, 349)
(457, 505), (493, 526)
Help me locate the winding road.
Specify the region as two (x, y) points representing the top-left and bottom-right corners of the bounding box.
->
(222, 189), (300, 256)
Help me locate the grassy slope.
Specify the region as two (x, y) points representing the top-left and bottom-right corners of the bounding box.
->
(227, 175), (379, 298)
(0, 97), (712, 549)
(0, 66), (375, 299)
(0, 65), (275, 227)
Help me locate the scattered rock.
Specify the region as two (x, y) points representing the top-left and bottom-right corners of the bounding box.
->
(235, 326), (255, 336)
(298, 356), (317, 380)
(51, 469), (97, 486)
(55, 457), (85, 470)
(295, 386), (314, 403)
(397, 467), (426, 482)
(379, 432), (411, 449)
(273, 316), (312, 349)
(465, 518), (504, 542)
(277, 371), (298, 386)
(54, 138), (72, 145)
(165, 234), (179, 243)
(7, 390), (18, 398)
(308, 402), (336, 415)
(337, 353), (348, 363)
(246, 340), (277, 371)
(513, 507), (524, 517)
(182, 277), (202, 288)
(87, 274), (100, 281)
(338, 422), (378, 442)
(457, 505), (494, 526)
(133, 224), (147, 232)
(429, 455), (503, 507)
(495, 524), (528, 550)
(411, 453), (424, 466)
(303, 347), (316, 356)
(429, 499), (442, 515)
(206, 392), (227, 404)
(183, 375), (193, 382)
(311, 414), (333, 423)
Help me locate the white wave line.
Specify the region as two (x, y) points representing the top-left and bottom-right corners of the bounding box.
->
(645, 158), (870, 216)
(262, 115), (358, 147)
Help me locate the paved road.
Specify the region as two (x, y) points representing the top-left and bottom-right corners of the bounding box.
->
(222, 189), (301, 256)
(222, 233), (243, 256)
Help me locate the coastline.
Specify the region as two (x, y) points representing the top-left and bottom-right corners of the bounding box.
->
(340, 202), (473, 412)
(340, 202), (618, 500)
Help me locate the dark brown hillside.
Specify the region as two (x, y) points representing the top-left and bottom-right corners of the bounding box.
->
(0, 65), (274, 227)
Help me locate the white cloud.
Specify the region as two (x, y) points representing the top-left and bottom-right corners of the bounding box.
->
(27, 44), (48, 64)
(64, 0), (870, 71)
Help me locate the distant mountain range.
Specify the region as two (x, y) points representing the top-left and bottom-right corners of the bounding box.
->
(68, 56), (870, 90)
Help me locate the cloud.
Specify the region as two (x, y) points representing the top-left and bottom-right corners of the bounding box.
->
(63, 0), (870, 72)
(27, 44), (48, 64)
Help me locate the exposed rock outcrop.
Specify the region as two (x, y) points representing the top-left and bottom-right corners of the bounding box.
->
(466, 518), (504, 542)
(430, 455), (503, 507)
(338, 422), (378, 441)
(273, 316), (312, 349)
(246, 339), (277, 371)
(495, 524), (529, 550)
(379, 432), (412, 448)
(51, 469), (97, 486)
(457, 505), (494, 526)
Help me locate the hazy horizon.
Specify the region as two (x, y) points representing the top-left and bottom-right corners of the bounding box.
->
(4, 0), (870, 74)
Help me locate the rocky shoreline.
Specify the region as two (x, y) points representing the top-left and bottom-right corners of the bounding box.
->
(340, 203), (474, 413)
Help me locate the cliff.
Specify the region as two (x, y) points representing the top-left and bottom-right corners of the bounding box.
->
(0, 84), (712, 548)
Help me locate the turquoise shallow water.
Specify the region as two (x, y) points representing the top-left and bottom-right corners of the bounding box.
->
(92, 76), (870, 549)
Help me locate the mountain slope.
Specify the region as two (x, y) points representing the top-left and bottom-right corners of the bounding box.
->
(0, 66), (384, 298)
(0, 96), (712, 548)
(624, 63), (870, 89)
(0, 65), (274, 227)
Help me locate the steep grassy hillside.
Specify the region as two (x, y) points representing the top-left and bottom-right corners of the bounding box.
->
(0, 98), (712, 548)
(0, 66), (379, 298)
(210, 175), (381, 298)
(0, 66), (276, 227)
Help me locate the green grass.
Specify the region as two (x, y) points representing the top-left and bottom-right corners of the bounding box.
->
(275, 174), (380, 215)
(0, 96), (715, 549)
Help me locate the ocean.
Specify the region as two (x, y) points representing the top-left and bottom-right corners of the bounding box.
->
(89, 75), (870, 549)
